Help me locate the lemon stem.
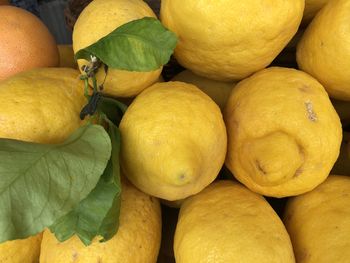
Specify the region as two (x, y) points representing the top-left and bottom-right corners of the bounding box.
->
(79, 56), (103, 120)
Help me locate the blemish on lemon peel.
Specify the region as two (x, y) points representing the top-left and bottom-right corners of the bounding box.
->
(72, 251), (78, 261)
(179, 173), (186, 180)
(256, 160), (267, 175)
(294, 168), (303, 177)
(305, 101), (317, 122)
(298, 85), (310, 93)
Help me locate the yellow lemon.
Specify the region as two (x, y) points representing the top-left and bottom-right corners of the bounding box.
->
(0, 68), (85, 144)
(303, 0), (330, 24)
(0, 234), (42, 263)
(174, 180), (295, 263)
(73, 0), (162, 98)
(161, 0), (304, 81)
(39, 179), (161, 263)
(225, 67), (342, 197)
(284, 175), (350, 263)
(0, 68), (84, 263)
(297, 0), (350, 100)
(115, 74), (164, 106)
(58, 45), (77, 69)
(120, 81), (227, 201)
(171, 70), (235, 111)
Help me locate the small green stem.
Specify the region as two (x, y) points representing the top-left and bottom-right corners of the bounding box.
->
(83, 78), (90, 100)
(92, 75), (98, 93)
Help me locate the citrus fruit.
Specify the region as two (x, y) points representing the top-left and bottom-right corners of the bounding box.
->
(174, 180), (295, 263)
(0, 234), (42, 263)
(225, 67), (342, 197)
(161, 0), (304, 81)
(171, 70), (235, 111)
(284, 175), (350, 263)
(0, 67), (85, 144)
(303, 0), (330, 24)
(297, 0), (350, 100)
(0, 68), (86, 262)
(40, 179), (162, 263)
(73, 0), (162, 98)
(0, 6), (59, 81)
(120, 81), (227, 200)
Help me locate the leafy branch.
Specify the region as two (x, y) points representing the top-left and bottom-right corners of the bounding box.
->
(0, 16), (177, 246)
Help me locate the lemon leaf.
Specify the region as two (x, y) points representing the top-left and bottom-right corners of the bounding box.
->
(50, 119), (122, 246)
(0, 124), (111, 243)
(75, 17), (178, 71)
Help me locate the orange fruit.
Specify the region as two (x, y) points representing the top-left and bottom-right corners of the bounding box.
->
(0, 6), (59, 81)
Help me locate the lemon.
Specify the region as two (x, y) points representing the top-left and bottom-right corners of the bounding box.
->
(0, 67), (84, 263)
(171, 70), (235, 111)
(284, 175), (350, 263)
(303, 0), (330, 24)
(120, 81), (227, 201)
(161, 0), (304, 81)
(58, 45), (77, 69)
(225, 67), (342, 197)
(39, 179), (161, 263)
(73, 0), (162, 98)
(115, 74), (164, 106)
(297, 0), (350, 100)
(0, 234), (42, 263)
(0, 67), (85, 144)
(174, 180), (295, 263)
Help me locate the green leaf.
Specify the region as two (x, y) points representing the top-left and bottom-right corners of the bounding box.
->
(0, 125), (111, 243)
(75, 17), (178, 72)
(50, 116), (122, 246)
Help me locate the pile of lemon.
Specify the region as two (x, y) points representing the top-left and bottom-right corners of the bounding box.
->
(1, 0), (350, 262)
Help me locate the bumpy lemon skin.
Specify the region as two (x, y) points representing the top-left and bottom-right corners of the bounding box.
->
(284, 175), (350, 263)
(225, 67), (342, 197)
(0, 234), (42, 263)
(297, 0), (350, 100)
(0, 67), (86, 144)
(0, 68), (86, 263)
(120, 81), (227, 201)
(175, 180), (295, 263)
(161, 0), (304, 81)
(73, 0), (162, 98)
(40, 179), (162, 263)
